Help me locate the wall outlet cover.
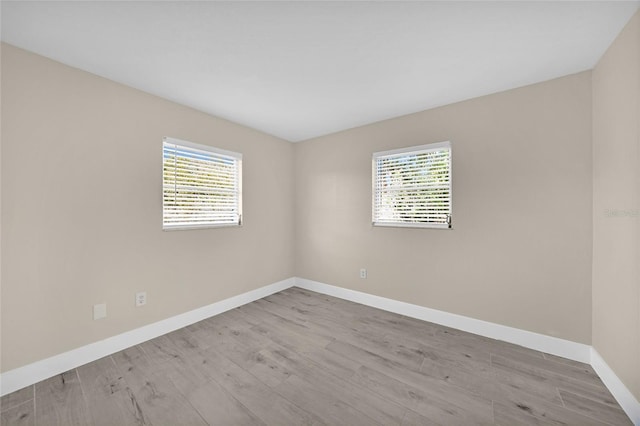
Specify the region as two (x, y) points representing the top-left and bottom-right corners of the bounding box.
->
(135, 292), (147, 307)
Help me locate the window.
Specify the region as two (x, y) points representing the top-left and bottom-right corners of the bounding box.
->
(373, 141), (451, 229)
(163, 137), (242, 230)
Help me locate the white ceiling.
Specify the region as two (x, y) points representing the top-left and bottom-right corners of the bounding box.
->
(1, 1), (638, 142)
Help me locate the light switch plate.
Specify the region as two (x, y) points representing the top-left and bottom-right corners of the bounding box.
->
(93, 303), (107, 320)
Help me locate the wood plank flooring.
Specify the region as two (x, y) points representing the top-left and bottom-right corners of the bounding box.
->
(0, 287), (632, 425)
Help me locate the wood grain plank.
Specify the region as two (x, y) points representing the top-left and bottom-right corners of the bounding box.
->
(351, 365), (492, 424)
(493, 401), (542, 426)
(543, 352), (597, 373)
(556, 379), (620, 408)
(493, 398), (608, 426)
(400, 409), (440, 426)
(265, 292), (364, 328)
(0, 387), (33, 413)
(35, 370), (93, 426)
(491, 353), (606, 391)
(243, 300), (335, 347)
(299, 346), (362, 380)
(264, 344), (407, 425)
(111, 346), (207, 426)
(494, 350), (601, 386)
(217, 306), (270, 328)
(313, 325), (424, 372)
(249, 318), (330, 353)
(168, 323), (286, 393)
(206, 323), (293, 387)
(138, 334), (183, 365)
(328, 308), (495, 364)
(274, 374), (381, 426)
(0, 401), (34, 426)
(491, 364), (564, 406)
(195, 346), (323, 425)
(417, 349), (565, 408)
(182, 380), (266, 426)
(162, 355), (265, 426)
(77, 356), (146, 426)
(183, 318), (222, 349)
(559, 389), (632, 425)
(165, 327), (208, 353)
(327, 339), (493, 416)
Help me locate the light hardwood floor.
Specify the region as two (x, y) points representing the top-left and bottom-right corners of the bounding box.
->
(0, 287), (632, 425)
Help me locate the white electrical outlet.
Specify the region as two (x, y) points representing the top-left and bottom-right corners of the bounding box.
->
(135, 291), (147, 307)
(360, 268), (367, 279)
(93, 303), (107, 320)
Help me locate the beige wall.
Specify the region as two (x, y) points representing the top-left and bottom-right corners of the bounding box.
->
(592, 11), (640, 401)
(0, 43), (295, 372)
(295, 72), (593, 344)
(3, 20), (635, 387)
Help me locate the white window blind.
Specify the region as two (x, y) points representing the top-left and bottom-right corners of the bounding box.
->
(373, 141), (451, 229)
(163, 137), (242, 230)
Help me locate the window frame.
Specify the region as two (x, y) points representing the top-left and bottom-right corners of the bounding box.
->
(372, 141), (452, 229)
(162, 137), (243, 231)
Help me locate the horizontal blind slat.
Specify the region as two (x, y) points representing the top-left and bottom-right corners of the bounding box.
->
(373, 143), (451, 227)
(163, 139), (242, 229)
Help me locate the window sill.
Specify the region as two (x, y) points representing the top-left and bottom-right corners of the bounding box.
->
(163, 223), (242, 231)
(372, 222), (452, 230)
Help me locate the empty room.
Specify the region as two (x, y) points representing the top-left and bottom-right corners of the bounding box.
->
(1, 1), (639, 425)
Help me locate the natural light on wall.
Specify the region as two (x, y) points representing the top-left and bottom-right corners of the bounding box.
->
(372, 141), (452, 229)
(163, 137), (242, 230)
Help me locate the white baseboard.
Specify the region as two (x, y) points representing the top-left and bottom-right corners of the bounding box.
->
(0, 277), (295, 396)
(295, 278), (591, 363)
(591, 348), (640, 425)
